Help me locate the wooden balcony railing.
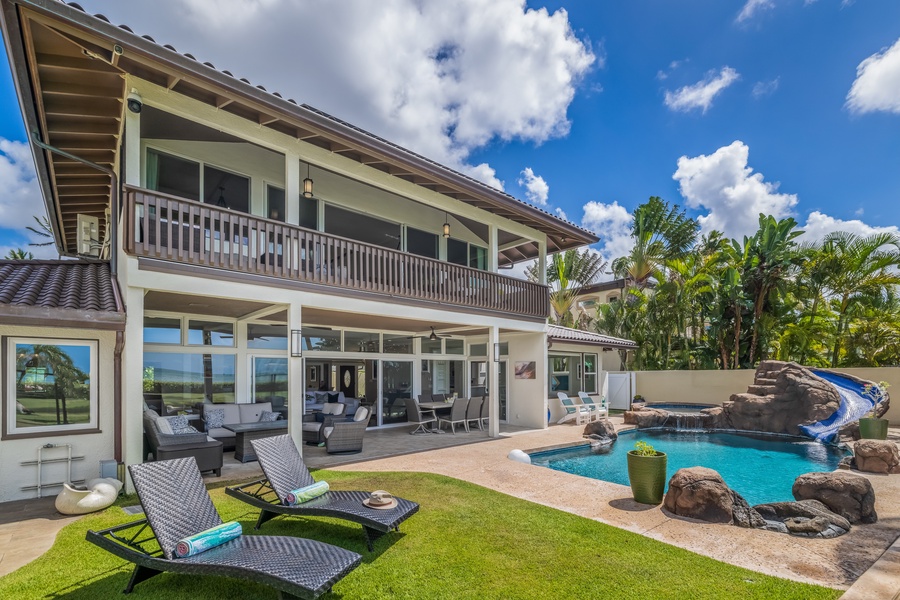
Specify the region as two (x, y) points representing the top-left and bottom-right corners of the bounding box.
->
(124, 186), (550, 320)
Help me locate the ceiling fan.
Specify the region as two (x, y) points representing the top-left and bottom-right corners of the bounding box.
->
(406, 326), (450, 341)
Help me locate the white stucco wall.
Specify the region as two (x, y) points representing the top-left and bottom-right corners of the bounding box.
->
(505, 331), (548, 429)
(0, 325), (117, 503)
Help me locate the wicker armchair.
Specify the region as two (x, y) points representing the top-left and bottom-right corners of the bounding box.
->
(143, 411), (222, 476)
(322, 407), (370, 454)
(301, 402), (346, 445)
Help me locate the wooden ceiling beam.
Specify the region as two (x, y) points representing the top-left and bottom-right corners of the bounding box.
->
(45, 118), (120, 135)
(36, 52), (105, 73)
(43, 97), (121, 118)
(41, 79), (123, 98)
(56, 186), (110, 196)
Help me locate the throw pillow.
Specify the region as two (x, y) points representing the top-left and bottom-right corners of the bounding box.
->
(258, 410), (280, 422)
(143, 409), (160, 420)
(327, 392), (340, 403)
(305, 393), (316, 404)
(167, 414), (189, 431)
(174, 425), (200, 435)
(156, 417), (174, 435)
(205, 408), (225, 430)
(323, 402), (343, 416)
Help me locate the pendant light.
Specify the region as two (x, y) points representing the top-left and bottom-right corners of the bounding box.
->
(303, 163), (314, 198)
(443, 212), (450, 238)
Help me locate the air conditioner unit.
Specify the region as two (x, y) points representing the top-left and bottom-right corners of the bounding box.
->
(76, 213), (99, 257)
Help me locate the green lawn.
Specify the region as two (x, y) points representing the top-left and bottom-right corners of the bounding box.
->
(0, 471), (841, 600)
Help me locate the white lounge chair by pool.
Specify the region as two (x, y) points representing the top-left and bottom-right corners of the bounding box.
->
(557, 392), (590, 425)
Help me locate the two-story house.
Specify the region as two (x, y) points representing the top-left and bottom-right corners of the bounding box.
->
(0, 0), (605, 499)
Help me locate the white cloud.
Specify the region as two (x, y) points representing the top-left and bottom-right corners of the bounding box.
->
(673, 141), (798, 239)
(664, 67), (740, 113)
(79, 0), (595, 187)
(580, 200), (634, 262)
(0, 139), (44, 231)
(517, 167), (549, 206)
(736, 0), (775, 23)
(846, 37), (900, 115)
(752, 77), (780, 98)
(554, 207), (568, 221)
(801, 211), (900, 242)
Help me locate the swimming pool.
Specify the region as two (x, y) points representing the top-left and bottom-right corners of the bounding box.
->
(529, 429), (850, 506)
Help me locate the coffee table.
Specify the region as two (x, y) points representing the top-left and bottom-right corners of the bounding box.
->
(224, 421), (289, 462)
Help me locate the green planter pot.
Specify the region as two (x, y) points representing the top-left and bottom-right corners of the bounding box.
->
(859, 417), (889, 440)
(627, 451), (667, 505)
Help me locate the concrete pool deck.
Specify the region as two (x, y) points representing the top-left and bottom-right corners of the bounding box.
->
(333, 420), (900, 593)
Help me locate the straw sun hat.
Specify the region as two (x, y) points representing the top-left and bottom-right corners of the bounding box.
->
(362, 490), (397, 510)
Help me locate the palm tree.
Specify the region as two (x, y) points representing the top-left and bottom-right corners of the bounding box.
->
(529, 249), (607, 327)
(742, 215), (803, 366)
(5, 248), (34, 259)
(816, 231), (900, 366)
(611, 196), (699, 289)
(27, 215), (55, 248)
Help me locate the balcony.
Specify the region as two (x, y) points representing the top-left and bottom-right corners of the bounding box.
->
(124, 186), (550, 320)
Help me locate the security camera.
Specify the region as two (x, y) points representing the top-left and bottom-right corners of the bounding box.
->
(127, 90), (142, 114)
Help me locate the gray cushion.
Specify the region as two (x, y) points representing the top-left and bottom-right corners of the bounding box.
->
(156, 417), (174, 435)
(205, 408), (225, 430)
(258, 410), (280, 422)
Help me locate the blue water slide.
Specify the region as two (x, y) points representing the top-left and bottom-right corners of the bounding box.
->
(798, 370), (877, 442)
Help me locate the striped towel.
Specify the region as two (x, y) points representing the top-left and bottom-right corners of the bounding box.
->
(174, 521), (242, 558)
(284, 481), (330, 505)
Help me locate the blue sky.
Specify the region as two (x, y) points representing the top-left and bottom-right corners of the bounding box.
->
(1, 0), (899, 262)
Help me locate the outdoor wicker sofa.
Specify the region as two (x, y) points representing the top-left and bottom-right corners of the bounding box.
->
(86, 457), (361, 599)
(225, 434), (419, 551)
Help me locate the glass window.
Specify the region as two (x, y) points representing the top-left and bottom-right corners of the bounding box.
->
(445, 338), (464, 355)
(7, 338), (98, 435)
(383, 334), (413, 354)
(421, 338), (442, 354)
(344, 330), (380, 353)
(144, 352), (236, 406)
(470, 343), (487, 356)
(203, 165), (250, 214)
(187, 320), (234, 347)
(500, 342), (509, 355)
(550, 355), (573, 394)
(421, 359), (465, 398)
(469, 244), (488, 270)
(407, 227), (438, 259)
(247, 323), (288, 350)
(447, 238), (467, 266)
(253, 357), (288, 418)
(302, 327), (341, 352)
(144, 316), (181, 344)
(147, 150), (199, 201)
(267, 185), (286, 222)
(299, 195), (318, 230)
(584, 353), (598, 394)
(381, 360), (413, 425)
(324, 203), (400, 249)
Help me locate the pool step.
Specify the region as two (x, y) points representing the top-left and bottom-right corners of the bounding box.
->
(754, 377), (779, 385)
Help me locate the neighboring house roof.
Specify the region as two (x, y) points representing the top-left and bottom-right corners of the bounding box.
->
(1, 0), (598, 262)
(574, 278), (627, 296)
(547, 325), (636, 349)
(0, 260), (125, 329)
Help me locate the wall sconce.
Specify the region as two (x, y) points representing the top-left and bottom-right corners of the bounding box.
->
(443, 212), (450, 238)
(493, 342), (500, 362)
(290, 330), (303, 357)
(303, 163), (314, 198)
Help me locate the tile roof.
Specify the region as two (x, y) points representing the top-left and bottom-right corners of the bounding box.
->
(548, 325), (636, 349)
(46, 0), (599, 243)
(0, 260), (124, 328)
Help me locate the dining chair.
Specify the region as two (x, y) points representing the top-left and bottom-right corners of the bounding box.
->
(465, 396), (483, 431)
(438, 397), (469, 434)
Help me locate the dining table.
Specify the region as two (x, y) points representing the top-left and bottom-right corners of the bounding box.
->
(418, 400), (455, 433)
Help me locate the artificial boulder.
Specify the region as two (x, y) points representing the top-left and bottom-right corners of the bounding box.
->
(623, 408), (669, 428)
(663, 467), (764, 528)
(854, 440), (900, 474)
(722, 361), (841, 435)
(583, 419), (617, 453)
(792, 471), (877, 524)
(753, 500), (850, 538)
(583, 419), (617, 440)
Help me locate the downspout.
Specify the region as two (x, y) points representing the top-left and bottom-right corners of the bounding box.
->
(31, 130), (124, 461)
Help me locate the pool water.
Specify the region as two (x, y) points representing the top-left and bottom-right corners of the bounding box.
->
(644, 403), (715, 414)
(529, 430), (850, 506)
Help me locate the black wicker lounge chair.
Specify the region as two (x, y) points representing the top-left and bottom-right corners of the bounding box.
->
(86, 457), (361, 599)
(226, 434), (419, 551)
